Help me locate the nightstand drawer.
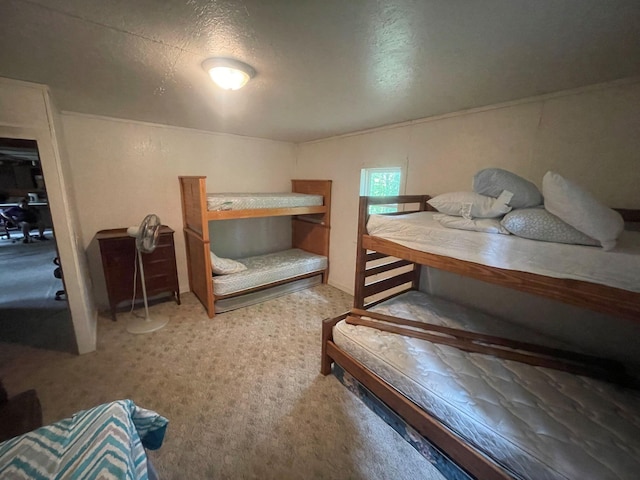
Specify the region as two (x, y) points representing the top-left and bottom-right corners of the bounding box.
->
(96, 226), (180, 320)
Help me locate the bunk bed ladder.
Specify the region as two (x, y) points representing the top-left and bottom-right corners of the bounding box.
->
(354, 195), (431, 309)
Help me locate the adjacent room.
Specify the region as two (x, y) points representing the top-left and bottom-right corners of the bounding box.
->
(0, 1), (639, 479)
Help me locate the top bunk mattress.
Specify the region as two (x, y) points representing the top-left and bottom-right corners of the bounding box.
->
(207, 192), (323, 211)
(212, 248), (327, 296)
(367, 211), (640, 292)
(333, 291), (640, 480)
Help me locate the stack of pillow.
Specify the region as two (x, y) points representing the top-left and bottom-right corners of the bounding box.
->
(427, 168), (624, 250)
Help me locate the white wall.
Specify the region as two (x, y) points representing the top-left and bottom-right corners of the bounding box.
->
(295, 79), (640, 364)
(0, 77), (97, 354)
(61, 113), (297, 309)
(296, 79), (640, 294)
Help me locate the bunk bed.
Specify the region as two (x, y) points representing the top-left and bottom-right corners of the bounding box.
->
(321, 195), (640, 480)
(179, 176), (331, 318)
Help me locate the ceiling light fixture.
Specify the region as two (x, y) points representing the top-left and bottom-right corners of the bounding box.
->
(202, 57), (256, 90)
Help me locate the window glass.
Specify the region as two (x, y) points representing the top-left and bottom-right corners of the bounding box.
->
(360, 167), (402, 213)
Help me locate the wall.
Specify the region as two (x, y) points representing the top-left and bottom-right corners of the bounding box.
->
(0, 77), (97, 354)
(61, 113), (296, 309)
(296, 78), (640, 293)
(294, 78), (640, 365)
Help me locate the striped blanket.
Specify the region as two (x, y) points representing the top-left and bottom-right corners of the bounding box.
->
(0, 399), (168, 479)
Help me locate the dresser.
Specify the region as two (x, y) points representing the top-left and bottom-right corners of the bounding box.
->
(96, 226), (180, 320)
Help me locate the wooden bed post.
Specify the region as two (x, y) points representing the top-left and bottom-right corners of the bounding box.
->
(179, 176), (215, 318)
(321, 313), (347, 375)
(353, 197), (369, 309)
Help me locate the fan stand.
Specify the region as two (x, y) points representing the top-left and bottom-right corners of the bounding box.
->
(126, 249), (170, 334)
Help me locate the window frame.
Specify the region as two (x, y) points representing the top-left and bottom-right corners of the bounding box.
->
(360, 166), (403, 214)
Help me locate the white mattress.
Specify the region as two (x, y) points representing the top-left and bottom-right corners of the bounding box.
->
(207, 192), (323, 211)
(367, 211), (640, 292)
(214, 276), (321, 313)
(212, 248), (327, 296)
(333, 291), (640, 480)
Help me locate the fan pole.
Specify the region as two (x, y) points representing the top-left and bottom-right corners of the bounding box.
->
(126, 248), (170, 334)
(139, 250), (151, 320)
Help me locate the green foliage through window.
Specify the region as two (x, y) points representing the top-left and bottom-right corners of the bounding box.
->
(360, 167), (402, 214)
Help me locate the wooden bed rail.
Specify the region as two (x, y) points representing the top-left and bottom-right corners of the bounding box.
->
(320, 312), (515, 480)
(354, 195), (432, 309)
(354, 195), (640, 322)
(347, 309), (634, 387)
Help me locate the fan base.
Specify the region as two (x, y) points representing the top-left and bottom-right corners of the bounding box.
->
(126, 314), (169, 334)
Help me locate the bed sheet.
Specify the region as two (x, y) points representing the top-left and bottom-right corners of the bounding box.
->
(0, 399), (168, 480)
(367, 211), (640, 292)
(207, 192), (323, 211)
(213, 248), (327, 296)
(333, 291), (640, 480)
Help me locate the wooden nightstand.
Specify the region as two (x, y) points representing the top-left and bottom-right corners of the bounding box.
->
(96, 226), (180, 321)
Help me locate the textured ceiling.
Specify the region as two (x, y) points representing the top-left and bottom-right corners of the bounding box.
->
(1, 0), (639, 142)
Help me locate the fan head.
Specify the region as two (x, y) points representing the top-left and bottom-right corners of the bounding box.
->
(137, 214), (161, 253)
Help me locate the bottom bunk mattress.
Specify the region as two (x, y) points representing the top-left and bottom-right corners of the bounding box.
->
(332, 291), (640, 480)
(212, 248), (327, 297)
(214, 276), (321, 313)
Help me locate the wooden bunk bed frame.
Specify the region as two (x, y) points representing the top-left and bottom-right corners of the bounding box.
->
(321, 194), (640, 480)
(179, 176), (331, 318)
(354, 195), (640, 320)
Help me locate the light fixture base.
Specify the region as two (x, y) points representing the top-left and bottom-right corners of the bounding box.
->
(202, 57), (256, 90)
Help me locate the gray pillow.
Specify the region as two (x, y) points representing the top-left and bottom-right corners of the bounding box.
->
(501, 208), (599, 246)
(473, 168), (543, 209)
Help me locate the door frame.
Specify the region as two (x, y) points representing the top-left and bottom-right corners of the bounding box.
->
(0, 118), (97, 353)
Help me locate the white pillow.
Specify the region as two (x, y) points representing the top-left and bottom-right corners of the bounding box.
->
(434, 214), (510, 235)
(210, 251), (247, 275)
(427, 192), (512, 219)
(542, 171), (624, 250)
(473, 168), (543, 209)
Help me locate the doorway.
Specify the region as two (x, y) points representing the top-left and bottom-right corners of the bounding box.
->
(0, 137), (76, 353)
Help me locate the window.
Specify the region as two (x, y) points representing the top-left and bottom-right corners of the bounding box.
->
(360, 167), (402, 213)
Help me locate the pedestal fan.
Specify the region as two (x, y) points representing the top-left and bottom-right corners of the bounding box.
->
(126, 214), (170, 334)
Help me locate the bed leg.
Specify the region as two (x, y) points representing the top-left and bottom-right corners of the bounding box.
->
(321, 313), (347, 375)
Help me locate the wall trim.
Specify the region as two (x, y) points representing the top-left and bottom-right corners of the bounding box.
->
(60, 111), (295, 147)
(300, 76), (640, 146)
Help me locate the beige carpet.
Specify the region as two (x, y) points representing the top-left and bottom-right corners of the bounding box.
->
(0, 285), (446, 480)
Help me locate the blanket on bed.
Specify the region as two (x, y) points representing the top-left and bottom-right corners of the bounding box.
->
(0, 399), (168, 479)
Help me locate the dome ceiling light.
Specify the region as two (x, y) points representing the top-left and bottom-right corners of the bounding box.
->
(202, 57), (256, 90)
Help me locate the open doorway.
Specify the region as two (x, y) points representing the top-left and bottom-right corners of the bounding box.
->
(0, 137), (76, 353)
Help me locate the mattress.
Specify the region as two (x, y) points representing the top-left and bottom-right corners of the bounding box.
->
(214, 275), (321, 313)
(213, 248), (327, 296)
(207, 192), (323, 211)
(367, 211), (640, 292)
(333, 291), (640, 480)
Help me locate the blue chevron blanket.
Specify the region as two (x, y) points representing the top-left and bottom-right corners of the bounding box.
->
(0, 399), (168, 479)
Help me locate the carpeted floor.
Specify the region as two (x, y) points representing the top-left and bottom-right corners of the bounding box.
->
(0, 285), (446, 480)
(0, 232), (76, 353)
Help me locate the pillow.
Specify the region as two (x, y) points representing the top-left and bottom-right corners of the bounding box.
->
(434, 214), (510, 235)
(427, 191), (512, 219)
(501, 208), (599, 246)
(542, 171), (624, 250)
(473, 168), (543, 209)
(210, 251), (247, 275)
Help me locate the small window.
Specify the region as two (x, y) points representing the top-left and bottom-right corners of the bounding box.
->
(360, 167), (402, 213)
